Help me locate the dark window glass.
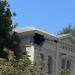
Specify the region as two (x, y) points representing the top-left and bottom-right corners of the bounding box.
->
(66, 60), (71, 69)
(40, 53), (44, 61)
(40, 53), (44, 70)
(61, 59), (65, 69)
(48, 56), (52, 74)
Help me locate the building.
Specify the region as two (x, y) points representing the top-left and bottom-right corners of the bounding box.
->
(16, 27), (75, 75)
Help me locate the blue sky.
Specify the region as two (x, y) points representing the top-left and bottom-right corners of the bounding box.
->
(7, 0), (75, 34)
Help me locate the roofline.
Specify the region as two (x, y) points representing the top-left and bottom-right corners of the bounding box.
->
(57, 34), (70, 39)
(14, 27), (58, 40)
(14, 26), (75, 42)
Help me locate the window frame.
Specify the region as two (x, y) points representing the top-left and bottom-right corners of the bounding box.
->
(48, 55), (52, 74)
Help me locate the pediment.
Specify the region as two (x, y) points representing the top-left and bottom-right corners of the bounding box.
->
(58, 34), (75, 46)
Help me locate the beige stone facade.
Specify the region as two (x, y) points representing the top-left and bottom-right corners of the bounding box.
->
(16, 27), (75, 75)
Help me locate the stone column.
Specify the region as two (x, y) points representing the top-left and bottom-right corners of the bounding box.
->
(55, 43), (60, 75)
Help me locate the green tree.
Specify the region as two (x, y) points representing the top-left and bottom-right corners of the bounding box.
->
(0, 0), (20, 59)
(58, 25), (75, 36)
(0, 48), (47, 75)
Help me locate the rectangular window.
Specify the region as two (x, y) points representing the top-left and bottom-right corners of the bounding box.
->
(61, 59), (71, 70)
(48, 56), (52, 74)
(66, 60), (71, 69)
(40, 53), (44, 61)
(40, 53), (44, 70)
(61, 59), (65, 69)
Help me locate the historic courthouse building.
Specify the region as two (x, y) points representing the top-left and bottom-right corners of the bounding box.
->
(16, 27), (75, 75)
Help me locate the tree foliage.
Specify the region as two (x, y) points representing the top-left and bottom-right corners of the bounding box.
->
(0, 48), (47, 75)
(0, 0), (20, 59)
(58, 25), (75, 36)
